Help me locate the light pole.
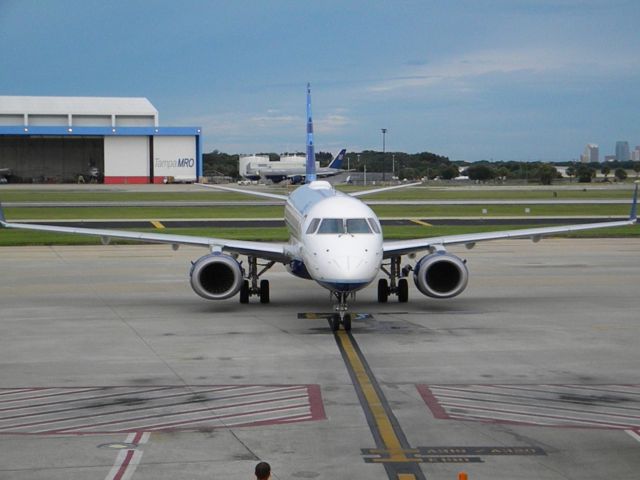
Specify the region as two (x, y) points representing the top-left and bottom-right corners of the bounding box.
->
(392, 153), (395, 179)
(381, 128), (387, 182)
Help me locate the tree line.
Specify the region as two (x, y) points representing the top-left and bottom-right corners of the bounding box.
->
(203, 150), (640, 184)
(202, 149), (456, 180)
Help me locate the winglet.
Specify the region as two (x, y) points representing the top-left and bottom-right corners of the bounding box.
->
(305, 83), (317, 183)
(630, 183), (638, 222)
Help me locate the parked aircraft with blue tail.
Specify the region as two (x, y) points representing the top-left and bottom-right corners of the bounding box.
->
(1, 84), (637, 331)
(245, 148), (348, 184)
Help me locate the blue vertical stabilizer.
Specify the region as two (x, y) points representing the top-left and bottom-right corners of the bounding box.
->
(305, 83), (317, 183)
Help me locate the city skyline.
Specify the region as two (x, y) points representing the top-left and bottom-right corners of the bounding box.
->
(1, 0), (639, 161)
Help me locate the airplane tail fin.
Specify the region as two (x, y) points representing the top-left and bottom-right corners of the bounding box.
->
(630, 183), (638, 222)
(305, 83), (317, 183)
(328, 149), (347, 169)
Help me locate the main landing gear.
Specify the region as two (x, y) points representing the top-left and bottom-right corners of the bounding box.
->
(239, 256), (275, 304)
(330, 291), (354, 332)
(377, 256), (410, 303)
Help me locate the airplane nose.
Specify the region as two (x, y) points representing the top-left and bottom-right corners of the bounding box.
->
(331, 255), (365, 274)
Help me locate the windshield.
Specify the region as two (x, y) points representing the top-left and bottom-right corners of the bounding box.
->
(315, 218), (373, 234)
(317, 218), (345, 234)
(346, 218), (372, 234)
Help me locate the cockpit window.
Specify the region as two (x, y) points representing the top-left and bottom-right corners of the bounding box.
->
(367, 218), (381, 233)
(317, 218), (345, 234)
(346, 218), (372, 234)
(306, 218), (321, 234)
(315, 218), (375, 234)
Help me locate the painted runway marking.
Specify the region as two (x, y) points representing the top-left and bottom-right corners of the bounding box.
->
(334, 331), (545, 478)
(104, 431), (150, 480)
(410, 219), (432, 227)
(0, 385), (325, 434)
(150, 220), (165, 229)
(418, 384), (640, 429)
(334, 329), (427, 480)
(626, 429), (640, 443)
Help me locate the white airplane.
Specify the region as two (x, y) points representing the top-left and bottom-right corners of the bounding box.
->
(1, 84), (638, 331)
(246, 149), (348, 184)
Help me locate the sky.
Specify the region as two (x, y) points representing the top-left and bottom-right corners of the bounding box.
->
(1, 0), (639, 161)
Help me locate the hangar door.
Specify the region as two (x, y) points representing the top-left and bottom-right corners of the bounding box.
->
(103, 136), (150, 184)
(0, 136), (103, 183)
(153, 136), (196, 182)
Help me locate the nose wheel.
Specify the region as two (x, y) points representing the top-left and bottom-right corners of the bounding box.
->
(331, 291), (353, 332)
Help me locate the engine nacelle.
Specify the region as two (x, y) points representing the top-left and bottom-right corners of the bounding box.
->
(413, 252), (469, 299)
(189, 253), (243, 300)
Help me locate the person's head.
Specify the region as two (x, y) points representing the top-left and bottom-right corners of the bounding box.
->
(255, 461), (271, 480)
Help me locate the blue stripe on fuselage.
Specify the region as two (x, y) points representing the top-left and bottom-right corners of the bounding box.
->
(317, 280), (371, 292)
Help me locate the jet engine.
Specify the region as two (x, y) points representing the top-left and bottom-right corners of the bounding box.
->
(189, 253), (244, 300)
(413, 252), (469, 299)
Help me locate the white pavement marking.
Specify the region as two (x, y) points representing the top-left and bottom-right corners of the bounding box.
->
(626, 429), (640, 443)
(104, 432), (150, 480)
(0, 385), (322, 434)
(421, 384), (640, 429)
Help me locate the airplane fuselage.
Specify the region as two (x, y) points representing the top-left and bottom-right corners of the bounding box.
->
(284, 181), (383, 293)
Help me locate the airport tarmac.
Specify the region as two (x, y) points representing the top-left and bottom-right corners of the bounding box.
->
(1, 239), (639, 480)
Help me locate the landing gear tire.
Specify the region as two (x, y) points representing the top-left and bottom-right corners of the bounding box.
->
(377, 278), (389, 303)
(331, 314), (341, 332)
(259, 279), (270, 304)
(239, 280), (250, 304)
(398, 278), (409, 303)
(342, 313), (352, 332)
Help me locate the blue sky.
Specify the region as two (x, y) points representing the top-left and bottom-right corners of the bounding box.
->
(1, 0), (639, 161)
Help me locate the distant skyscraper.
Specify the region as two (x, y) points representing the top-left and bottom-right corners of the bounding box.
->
(632, 146), (640, 162)
(615, 141), (630, 162)
(580, 143), (598, 163)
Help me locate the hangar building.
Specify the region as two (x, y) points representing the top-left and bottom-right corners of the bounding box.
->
(0, 96), (202, 183)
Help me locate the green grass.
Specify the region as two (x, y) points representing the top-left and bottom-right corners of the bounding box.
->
(1, 183), (638, 203)
(1, 185), (637, 246)
(3, 202), (633, 220)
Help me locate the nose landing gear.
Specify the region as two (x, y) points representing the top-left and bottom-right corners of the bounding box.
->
(331, 291), (354, 332)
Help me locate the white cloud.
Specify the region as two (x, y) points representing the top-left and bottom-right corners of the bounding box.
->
(366, 46), (640, 95)
(178, 109), (352, 153)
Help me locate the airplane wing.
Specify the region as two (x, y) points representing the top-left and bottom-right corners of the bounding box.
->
(383, 184), (638, 258)
(0, 205), (289, 263)
(194, 183), (288, 201)
(350, 182), (422, 197)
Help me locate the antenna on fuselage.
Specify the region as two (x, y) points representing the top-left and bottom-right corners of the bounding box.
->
(305, 83), (317, 183)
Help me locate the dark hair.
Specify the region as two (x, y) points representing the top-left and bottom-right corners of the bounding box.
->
(255, 461), (271, 479)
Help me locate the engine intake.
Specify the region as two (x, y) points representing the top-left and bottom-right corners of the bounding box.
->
(413, 252), (469, 299)
(190, 254), (243, 300)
